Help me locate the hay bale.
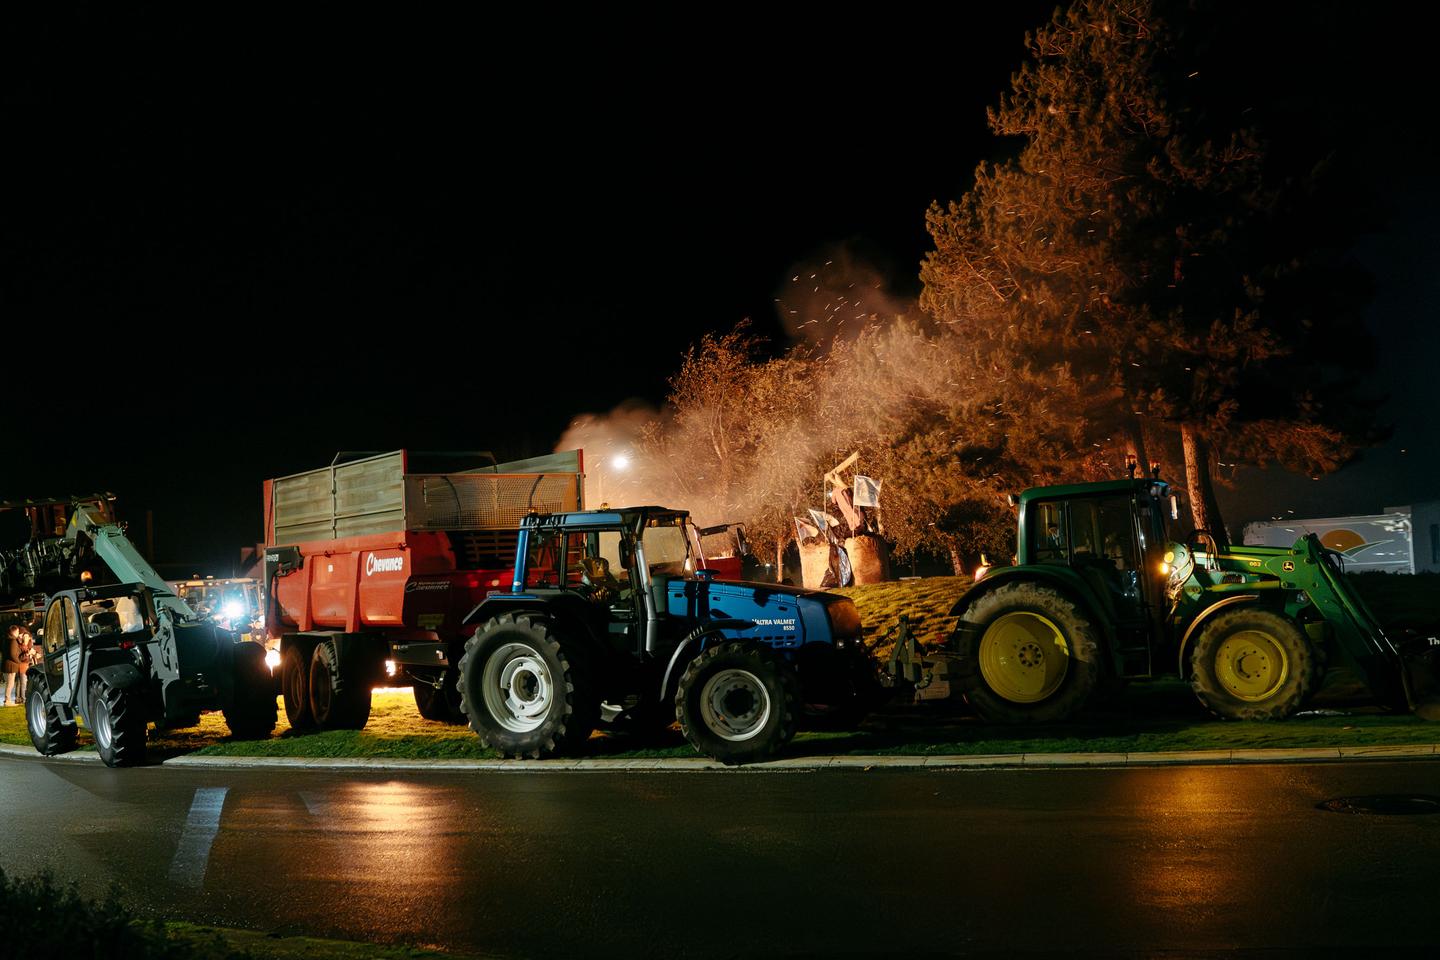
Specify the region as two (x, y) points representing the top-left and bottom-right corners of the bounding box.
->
(845, 534), (890, 584)
(798, 539), (832, 589)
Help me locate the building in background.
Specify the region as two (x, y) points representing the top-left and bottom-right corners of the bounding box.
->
(1242, 501), (1440, 574)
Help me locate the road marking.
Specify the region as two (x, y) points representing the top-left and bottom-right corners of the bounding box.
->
(168, 787), (228, 889)
(299, 791), (324, 817)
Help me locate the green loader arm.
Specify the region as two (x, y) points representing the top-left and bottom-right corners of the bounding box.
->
(66, 504), (196, 621)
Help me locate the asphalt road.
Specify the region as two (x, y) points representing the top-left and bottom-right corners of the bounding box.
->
(4, 756), (1440, 958)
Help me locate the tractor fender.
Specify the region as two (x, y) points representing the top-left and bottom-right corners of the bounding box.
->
(948, 567), (1115, 633)
(658, 619), (756, 705)
(1175, 594), (1261, 677)
(88, 662), (145, 692)
(463, 595), (550, 627)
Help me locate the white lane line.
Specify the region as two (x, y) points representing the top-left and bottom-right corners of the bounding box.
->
(168, 786), (228, 889)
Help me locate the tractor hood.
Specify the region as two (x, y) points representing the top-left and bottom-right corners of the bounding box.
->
(662, 577), (862, 646)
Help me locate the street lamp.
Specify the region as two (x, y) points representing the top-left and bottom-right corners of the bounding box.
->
(596, 451), (630, 507)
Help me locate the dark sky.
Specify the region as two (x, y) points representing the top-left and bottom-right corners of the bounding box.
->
(3, 4), (1436, 571)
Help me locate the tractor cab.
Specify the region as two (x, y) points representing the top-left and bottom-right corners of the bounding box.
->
(1012, 477), (1175, 676)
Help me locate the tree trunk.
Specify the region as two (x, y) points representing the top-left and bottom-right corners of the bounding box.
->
(947, 542), (968, 577)
(1180, 422), (1230, 545)
(1124, 417), (1150, 477)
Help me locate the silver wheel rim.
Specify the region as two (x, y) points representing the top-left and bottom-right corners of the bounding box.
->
(26, 689), (45, 740)
(700, 668), (771, 742)
(482, 642), (554, 733)
(92, 694), (113, 753)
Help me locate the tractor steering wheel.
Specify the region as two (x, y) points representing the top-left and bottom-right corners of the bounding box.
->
(1187, 530), (1221, 573)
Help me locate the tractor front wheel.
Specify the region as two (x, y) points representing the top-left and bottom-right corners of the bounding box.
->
(88, 677), (147, 767)
(1189, 608), (1315, 720)
(458, 613), (598, 759)
(951, 582), (1101, 723)
(26, 672), (77, 756)
(676, 640), (798, 765)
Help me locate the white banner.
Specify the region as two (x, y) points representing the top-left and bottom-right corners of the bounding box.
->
(853, 475), (881, 508)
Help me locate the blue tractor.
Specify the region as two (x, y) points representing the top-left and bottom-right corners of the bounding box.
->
(459, 507), (874, 764)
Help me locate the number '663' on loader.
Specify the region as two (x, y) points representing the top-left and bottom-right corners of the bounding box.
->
(892, 475), (1440, 723)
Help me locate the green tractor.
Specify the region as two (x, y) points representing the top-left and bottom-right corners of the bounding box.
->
(928, 475), (1438, 722)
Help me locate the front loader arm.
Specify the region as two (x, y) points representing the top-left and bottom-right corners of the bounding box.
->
(66, 504), (195, 620)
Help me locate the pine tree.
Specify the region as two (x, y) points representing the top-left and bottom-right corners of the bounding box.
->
(921, 0), (1377, 543)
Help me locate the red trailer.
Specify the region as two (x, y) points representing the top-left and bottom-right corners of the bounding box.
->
(264, 450), (583, 729)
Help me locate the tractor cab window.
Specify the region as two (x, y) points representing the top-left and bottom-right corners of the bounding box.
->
(642, 518), (692, 578)
(43, 599), (74, 654)
(1031, 501), (1068, 564)
(563, 529), (633, 601)
(80, 597), (146, 636)
(1069, 497), (1139, 573)
(523, 529), (564, 588)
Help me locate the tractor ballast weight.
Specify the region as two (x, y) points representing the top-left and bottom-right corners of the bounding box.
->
(907, 476), (1438, 723)
(458, 506), (876, 764)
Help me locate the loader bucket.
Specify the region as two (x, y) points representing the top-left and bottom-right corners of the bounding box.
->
(1396, 631), (1440, 720)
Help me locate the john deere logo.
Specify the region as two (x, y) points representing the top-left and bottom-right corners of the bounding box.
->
(1282, 561), (1295, 572)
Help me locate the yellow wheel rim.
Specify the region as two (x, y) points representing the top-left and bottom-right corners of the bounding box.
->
(1214, 630), (1289, 702)
(978, 612), (1070, 704)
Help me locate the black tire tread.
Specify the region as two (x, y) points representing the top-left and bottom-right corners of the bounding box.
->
(675, 639), (799, 765)
(950, 580), (1102, 724)
(26, 671), (77, 756)
(457, 612), (598, 760)
(89, 677), (146, 767)
(1189, 607), (1316, 721)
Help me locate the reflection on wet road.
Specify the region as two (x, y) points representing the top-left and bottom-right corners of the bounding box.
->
(5, 758), (1440, 957)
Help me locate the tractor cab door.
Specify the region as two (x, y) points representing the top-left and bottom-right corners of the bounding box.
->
(40, 594), (82, 706)
(562, 527), (645, 654)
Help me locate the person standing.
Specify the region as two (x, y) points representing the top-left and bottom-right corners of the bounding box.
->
(3, 623), (34, 706)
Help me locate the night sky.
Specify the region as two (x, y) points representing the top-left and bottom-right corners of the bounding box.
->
(4, 4), (1436, 573)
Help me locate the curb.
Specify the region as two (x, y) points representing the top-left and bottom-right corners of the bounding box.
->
(2, 741), (1437, 772)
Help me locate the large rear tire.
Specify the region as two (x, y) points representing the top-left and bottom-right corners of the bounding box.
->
(224, 641), (278, 739)
(308, 639), (373, 730)
(26, 672), (77, 756)
(88, 677), (147, 767)
(281, 642), (316, 731)
(1189, 608), (1315, 720)
(951, 581), (1101, 723)
(676, 640), (798, 765)
(458, 613), (598, 759)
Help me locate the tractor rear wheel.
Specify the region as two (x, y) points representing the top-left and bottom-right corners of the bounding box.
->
(413, 667), (467, 724)
(26, 673), (77, 756)
(281, 642), (316, 731)
(308, 639), (373, 730)
(458, 613), (598, 759)
(676, 640), (798, 765)
(224, 641), (278, 739)
(951, 581), (1101, 723)
(88, 677), (147, 767)
(1189, 608), (1315, 720)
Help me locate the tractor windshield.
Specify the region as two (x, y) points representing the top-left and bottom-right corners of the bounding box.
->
(642, 517), (693, 578)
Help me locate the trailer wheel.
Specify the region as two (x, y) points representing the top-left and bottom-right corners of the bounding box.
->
(413, 667), (466, 724)
(309, 639), (373, 730)
(26, 672), (77, 756)
(1189, 608), (1315, 720)
(458, 613), (598, 759)
(224, 642), (278, 739)
(676, 640), (798, 765)
(88, 677), (146, 767)
(281, 642), (316, 731)
(951, 581), (1101, 723)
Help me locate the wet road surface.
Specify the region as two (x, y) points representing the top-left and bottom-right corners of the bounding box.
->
(4, 756), (1440, 957)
